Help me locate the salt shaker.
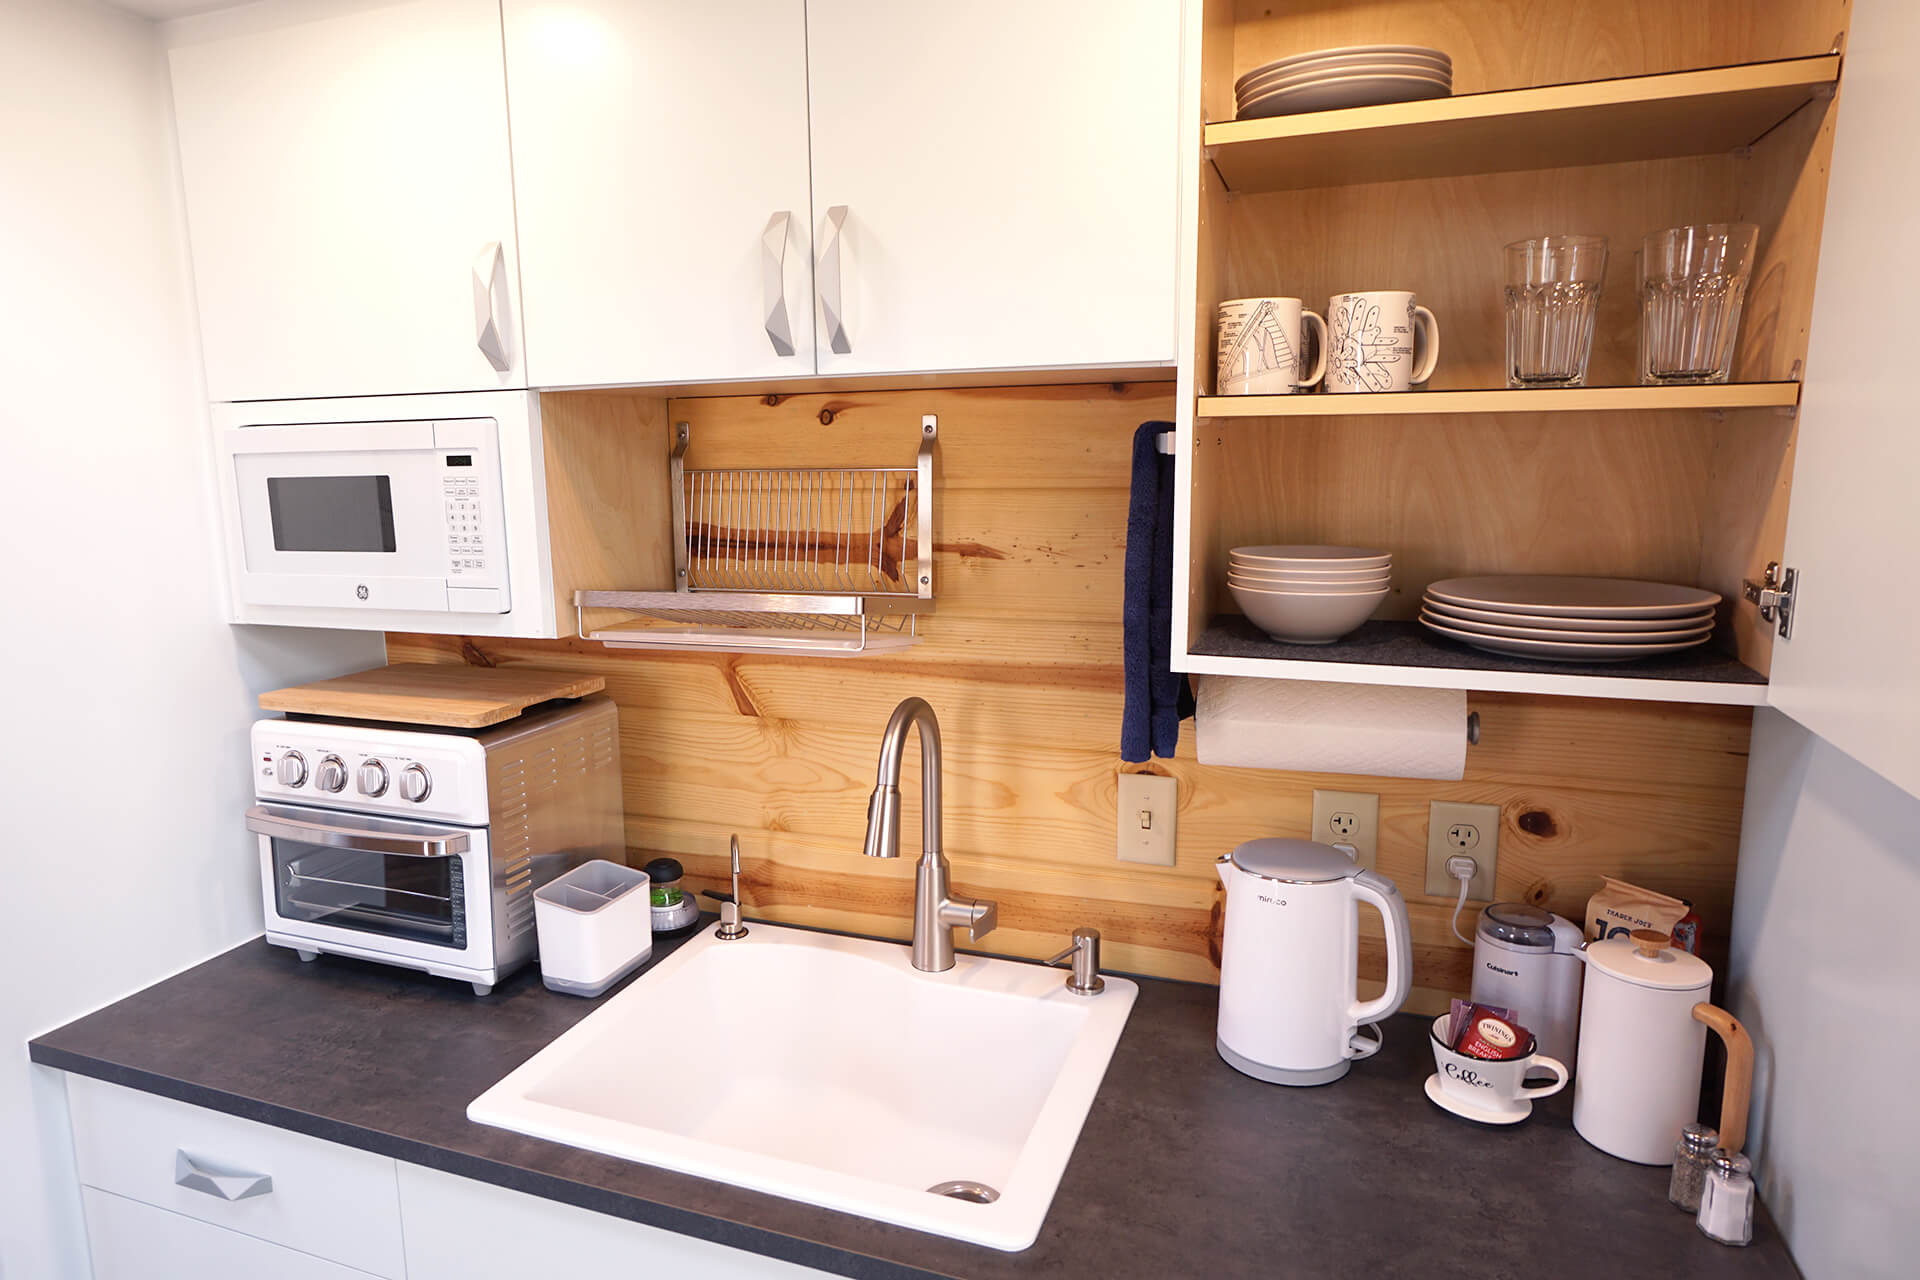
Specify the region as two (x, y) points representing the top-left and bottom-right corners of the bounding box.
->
(1668, 1122), (1719, 1211)
(1696, 1149), (1755, 1246)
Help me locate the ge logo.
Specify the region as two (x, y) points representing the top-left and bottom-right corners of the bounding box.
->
(355, 584), (370, 600)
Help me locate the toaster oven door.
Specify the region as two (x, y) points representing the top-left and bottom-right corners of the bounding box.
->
(247, 804), (476, 950)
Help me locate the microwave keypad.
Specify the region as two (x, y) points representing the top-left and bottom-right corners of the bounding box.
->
(442, 472), (488, 574)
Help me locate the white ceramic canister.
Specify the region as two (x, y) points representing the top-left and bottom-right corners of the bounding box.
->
(1571, 929), (1752, 1164)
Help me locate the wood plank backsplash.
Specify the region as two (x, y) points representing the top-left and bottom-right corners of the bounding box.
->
(389, 382), (1752, 1014)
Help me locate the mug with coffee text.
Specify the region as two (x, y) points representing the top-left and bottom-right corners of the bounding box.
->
(1428, 1014), (1569, 1118)
(1325, 291), (1440, 393)
(1216, 297), (1327, 395)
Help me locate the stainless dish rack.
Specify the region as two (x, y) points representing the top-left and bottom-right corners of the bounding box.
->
(575, 415), (936, 654)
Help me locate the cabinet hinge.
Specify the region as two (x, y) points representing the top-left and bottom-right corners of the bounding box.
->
(1742, 562), (1797, 639)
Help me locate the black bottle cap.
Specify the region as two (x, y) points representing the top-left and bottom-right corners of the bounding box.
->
(642, 857), (684, 884)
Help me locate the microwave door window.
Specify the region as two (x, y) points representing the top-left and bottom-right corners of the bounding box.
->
(266, 475), (398, 553)
(272, 839), (463, 948)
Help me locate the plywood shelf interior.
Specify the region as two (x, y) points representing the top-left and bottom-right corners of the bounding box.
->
(1196, 383), (1802, 419)
(1206, 55), (1840, 193)
(1186, 619), (1768, 706)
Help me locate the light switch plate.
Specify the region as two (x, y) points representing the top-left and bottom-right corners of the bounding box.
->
(1424, 800), (1501, 898)
(1116, 773), (1177, 866)
(1311, 790), (1379, 870)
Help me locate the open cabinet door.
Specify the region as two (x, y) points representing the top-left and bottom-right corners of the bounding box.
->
(1766, 0), (1920, 799)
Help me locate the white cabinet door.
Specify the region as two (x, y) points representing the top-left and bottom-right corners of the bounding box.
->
(1766, 0), (1920, 799)
(168, 0), (524, 401)
(503, 1), (815, 387)
(804, 0), (1181, 377)
(84, 1188), (376, 1280)
(397, 1162), (830, 1278)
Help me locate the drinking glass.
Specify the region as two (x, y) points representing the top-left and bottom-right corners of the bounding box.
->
(1638, 223), (1759, 385)
(1504, 235), (1608, 388)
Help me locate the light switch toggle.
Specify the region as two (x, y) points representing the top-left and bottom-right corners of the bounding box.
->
(1117, 773), (1177, 866)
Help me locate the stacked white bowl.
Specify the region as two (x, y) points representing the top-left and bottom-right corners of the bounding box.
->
(1229, 545), (1391, 644)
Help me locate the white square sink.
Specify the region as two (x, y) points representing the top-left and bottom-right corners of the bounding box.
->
(468, 922), (1137, 1250)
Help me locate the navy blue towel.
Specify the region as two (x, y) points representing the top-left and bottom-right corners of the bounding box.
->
(1121, 421), (1194, 762)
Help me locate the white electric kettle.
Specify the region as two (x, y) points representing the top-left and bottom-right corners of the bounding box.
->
(1214, 838), (1413, 1086)
(1572, 929), (1753, 1164)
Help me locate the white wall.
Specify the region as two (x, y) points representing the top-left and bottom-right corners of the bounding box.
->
(0, 3), (381, 1276)
(1728, 710), (1920, 1280)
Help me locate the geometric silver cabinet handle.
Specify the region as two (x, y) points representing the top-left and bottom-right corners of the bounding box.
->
(174, 1149), (273, 1201)
(818, 205), (851, 355)
(472, 240), (511, 372)
(762, 211), (796, 357)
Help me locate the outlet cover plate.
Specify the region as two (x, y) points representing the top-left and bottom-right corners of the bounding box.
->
(1311, 790), (1379, 871)
(1117, 773), (1178, 866)
(1424, 801), (1500, 898)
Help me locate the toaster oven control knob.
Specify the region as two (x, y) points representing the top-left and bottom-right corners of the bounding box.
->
(398, 763), (432, 803)
(356, 759), (389, 798)
(315, 755), (348, 793)
(274, 751), (307, 788)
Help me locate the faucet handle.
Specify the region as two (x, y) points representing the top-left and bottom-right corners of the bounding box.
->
(965, 897), (997, 942)
(1044, 927), (1106, 996)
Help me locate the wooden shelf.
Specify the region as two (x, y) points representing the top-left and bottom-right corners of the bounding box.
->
(1184, 619), (1768, 706)
(1206, 55), (1839, 193)
(1196, 382), (1800, 419)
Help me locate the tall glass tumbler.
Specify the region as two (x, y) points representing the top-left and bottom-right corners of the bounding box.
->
(1638, 223), (1759, 385)
(1505, 235), (1608, 388)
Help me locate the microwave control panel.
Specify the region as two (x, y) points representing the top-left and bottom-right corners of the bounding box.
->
(441, 466), (489, 577)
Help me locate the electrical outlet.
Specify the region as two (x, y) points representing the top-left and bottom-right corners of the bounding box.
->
(1116, 773), (1178, 865)
(1311, 790), (1379, 870)
(1424, 801), (1500, 898)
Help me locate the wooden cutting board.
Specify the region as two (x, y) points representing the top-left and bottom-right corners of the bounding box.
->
(259, 663), (606, 729)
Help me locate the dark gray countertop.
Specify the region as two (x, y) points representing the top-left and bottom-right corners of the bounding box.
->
(30, 930), (1800, 1280)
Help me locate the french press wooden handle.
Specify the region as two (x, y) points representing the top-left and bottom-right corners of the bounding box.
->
(1691, 1003), (1754, 1154)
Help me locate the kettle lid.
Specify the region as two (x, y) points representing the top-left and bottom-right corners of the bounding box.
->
(1586, 929), (1712, 990)
(1226, 838), (1360, 884)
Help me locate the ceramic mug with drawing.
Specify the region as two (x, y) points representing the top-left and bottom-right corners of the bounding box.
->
(1216, 297), (1327, 395)
(1325, 291), (1440, 393)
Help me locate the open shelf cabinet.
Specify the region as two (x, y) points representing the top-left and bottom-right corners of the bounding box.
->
(1205, 55), (1840, 194)
(1197, 383), (1801, 419)
(1171, 0), (1853, 703)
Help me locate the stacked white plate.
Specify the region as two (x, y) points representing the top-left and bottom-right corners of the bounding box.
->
(1420, 576), (1722, 664)
(1235, 45), (1452, 120)
(1230, 546), (1391, 644)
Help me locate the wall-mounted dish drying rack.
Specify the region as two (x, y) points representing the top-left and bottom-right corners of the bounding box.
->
(574, 416), (937, 655)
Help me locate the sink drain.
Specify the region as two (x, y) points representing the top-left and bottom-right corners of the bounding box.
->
(927, 1179), (1000, 1204)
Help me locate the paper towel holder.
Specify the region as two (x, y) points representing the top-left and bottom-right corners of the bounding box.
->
(1466, 711), (1481, 746)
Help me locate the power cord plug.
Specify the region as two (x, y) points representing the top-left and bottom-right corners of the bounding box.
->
(1447, 854), (1479, 945)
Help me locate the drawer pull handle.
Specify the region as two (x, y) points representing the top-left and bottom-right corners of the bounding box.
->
(174, 1149), (274, 1202)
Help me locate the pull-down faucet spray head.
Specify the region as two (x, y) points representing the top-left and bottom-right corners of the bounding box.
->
(863, 784), (902, 859)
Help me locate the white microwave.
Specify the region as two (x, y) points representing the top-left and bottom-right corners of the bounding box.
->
(213, 391), (560, 635)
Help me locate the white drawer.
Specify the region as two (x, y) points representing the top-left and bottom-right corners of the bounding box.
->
(67, 1076), (404, 1279)
(399, 1162), (830, 1279)
(84, 1187), (379, 1280)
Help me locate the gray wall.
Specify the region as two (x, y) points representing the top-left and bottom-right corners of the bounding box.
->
(1729, 710), (1919, 1280)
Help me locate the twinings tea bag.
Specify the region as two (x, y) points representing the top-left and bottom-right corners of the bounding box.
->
(1585, 876), (1688, 943)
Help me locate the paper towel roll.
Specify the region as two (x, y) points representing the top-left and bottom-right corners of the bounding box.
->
(1195, 677), (1468, 780)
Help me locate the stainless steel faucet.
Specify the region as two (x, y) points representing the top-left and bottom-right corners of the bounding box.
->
(861, 697), (996, 972)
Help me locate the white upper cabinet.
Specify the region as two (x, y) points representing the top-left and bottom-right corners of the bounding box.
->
(802, 0), (1181, 377)
(1765, 0), (1920, 799)
(168, 0), (523, 401)
(502, 1), (816, 387)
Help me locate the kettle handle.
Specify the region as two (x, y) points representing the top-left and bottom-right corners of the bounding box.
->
(1349, 870), (1413, 1029)
(1692, 1003), (1754, 1153)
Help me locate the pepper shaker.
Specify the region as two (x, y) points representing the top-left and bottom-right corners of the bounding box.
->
(1696, 1149), (1756, 1246)
(1668, 1122), (1719, 1212)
